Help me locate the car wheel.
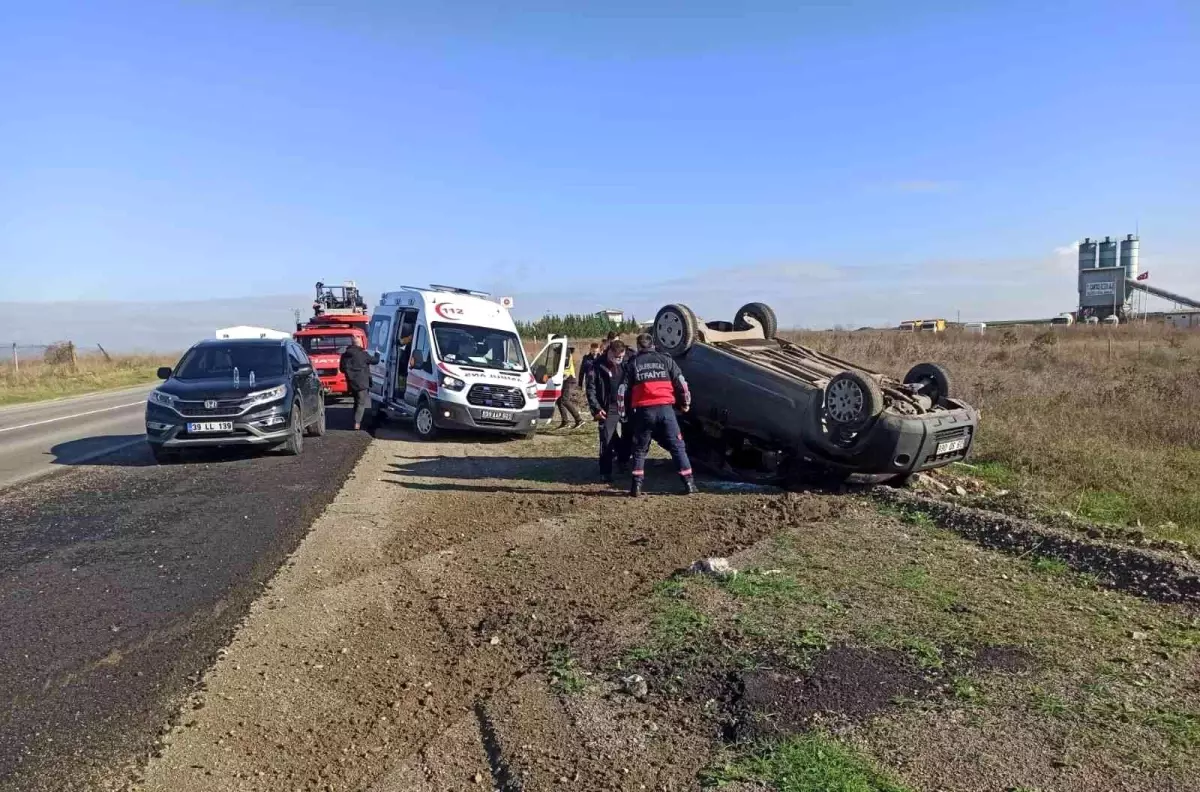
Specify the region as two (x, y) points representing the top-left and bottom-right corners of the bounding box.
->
(823, 370), (884, 429)
(733, 302), (778, 338)
(903, 362), (953, 405)
(150, 444), (178, 465)
(653, 304), (698, 357)
(413, 400), (438, 441)
(306, 395), (327, 437)
(281, 403), (303, 455)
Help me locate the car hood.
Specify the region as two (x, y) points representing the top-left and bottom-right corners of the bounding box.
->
(158, 375), (290, 400)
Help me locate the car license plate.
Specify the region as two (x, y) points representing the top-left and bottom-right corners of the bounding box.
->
(187, 421), (234, 433)
(936, 438), (967, 455)
(479, 410), (510, 421)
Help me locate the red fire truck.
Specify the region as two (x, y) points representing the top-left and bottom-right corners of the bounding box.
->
(293, 281), (370, 397)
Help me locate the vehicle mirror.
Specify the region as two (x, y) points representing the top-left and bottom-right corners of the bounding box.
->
(156, 366), (172, 380)
(296, 363), (313, 374)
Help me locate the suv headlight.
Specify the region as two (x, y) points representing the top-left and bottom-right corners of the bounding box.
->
(245, 384), (288, 407)
(442, 375), (466, 391)
(148, 390), (177, 409)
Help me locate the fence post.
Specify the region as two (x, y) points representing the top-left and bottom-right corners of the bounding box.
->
(69, 341), (78, 371)
(97, 343), (112, 362)
(10, 343), (16, 374)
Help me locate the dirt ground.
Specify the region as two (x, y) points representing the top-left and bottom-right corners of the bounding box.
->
(130, 425), (1200, 792)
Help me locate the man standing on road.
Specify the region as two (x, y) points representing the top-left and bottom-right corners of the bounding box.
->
(619, 333), (696, 497)
(586, 339), (632, 481)
(339, 336), (379, 431)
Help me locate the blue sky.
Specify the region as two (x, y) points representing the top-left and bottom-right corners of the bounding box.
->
(1, 0), (1197, 334)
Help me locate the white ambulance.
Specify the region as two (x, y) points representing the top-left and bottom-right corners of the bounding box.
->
(365, 285), (570, 439)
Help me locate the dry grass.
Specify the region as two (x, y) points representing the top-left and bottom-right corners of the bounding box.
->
(0, 352), (178, 406)
(788, 325), (1200, 545)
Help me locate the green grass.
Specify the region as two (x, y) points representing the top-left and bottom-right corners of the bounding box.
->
(1076, 489), (1137, 524)
(703, 734), (914, 792)
(965, 459), (1021, 489)
(546, 647), (587, 694)
(0, 355), (174, 406)
(1031, 556), (1069, 576)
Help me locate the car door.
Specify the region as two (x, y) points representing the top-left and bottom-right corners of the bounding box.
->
(392, 309), (420, 404)
(366, 313), (393, 405)
(404, 325), (435, 408)
(288, 343), (317, 420)
(527, 336), (568, 421)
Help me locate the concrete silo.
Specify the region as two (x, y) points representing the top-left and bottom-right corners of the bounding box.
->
(1120, 233), (1139, 282)
(1098, 236), (1119, 269)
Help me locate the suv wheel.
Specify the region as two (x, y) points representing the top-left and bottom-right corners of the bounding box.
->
(306, 395), (327, 437)
(823, 370), (884, 429)
(413, 400), (438, 441)
(281, 403), (304, 455)
(653, 304), (699, 357)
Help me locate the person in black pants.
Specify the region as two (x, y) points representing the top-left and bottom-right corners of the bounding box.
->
(619, 333), (695, 496)
(339, 336), (379, 430)
(585, 340), (632, 481)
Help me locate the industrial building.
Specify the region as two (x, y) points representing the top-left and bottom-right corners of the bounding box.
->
(1076, 234), (1199, 323)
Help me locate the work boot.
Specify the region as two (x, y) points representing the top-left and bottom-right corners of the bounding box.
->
(354, 423), (361, 431)
(629, 478), (643, 498)
(572, 419), (585, 430)
(681, 476), (698, 495)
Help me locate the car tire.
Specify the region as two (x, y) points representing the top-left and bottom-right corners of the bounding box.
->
(733, 302), (778, 338)
(903, 362), (952, 405)
(653, 304), (698, 357)
(150, 444), (178, 465)
(281, 403), (304, 456)
(306, 395), (327, 437)
(413, 400), (438, 441)
(823, 370), (884, 429)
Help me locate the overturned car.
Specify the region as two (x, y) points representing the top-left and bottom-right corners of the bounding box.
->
(651, 302), (979, 483)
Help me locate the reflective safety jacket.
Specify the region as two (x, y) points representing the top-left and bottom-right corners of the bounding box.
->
(619, 349), (691, 411)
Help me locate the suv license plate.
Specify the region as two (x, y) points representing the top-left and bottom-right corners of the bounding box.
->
(936, 438), (967, 455)
(479, 410), (510, 421)
(187, 421), (234, 433)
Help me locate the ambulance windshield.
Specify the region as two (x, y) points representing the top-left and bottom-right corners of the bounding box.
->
(431, 323), (527, 372)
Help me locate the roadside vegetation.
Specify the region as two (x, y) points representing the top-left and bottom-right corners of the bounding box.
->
(0, 349), (176, 406)
(598, 499), (1200, 791)
(789, 324), (1200, 546)
(515, 312), (641, 340)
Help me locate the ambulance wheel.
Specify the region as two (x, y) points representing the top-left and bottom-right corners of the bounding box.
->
(414, 400), (439, 441)
(653, 304), (698, 357)
(734, 302), (778, 338)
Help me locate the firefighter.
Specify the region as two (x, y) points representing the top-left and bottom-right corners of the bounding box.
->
(619, 333), (696, 496)
(586, 339), (632, 480)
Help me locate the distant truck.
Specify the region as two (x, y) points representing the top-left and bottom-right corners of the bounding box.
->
(293, 281), (370, 397)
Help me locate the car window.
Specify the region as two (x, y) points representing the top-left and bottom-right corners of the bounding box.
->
(298, 333), (356, 355)
(368, 315), (392, 353)
(175, 344), (286, 379)
(411, 326), (432, 372)
(288, 344), (308, 370)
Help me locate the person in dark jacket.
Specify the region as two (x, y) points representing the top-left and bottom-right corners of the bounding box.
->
(619, 333), (695, 496)
(586, 340), (632, 480)
(339, 336), (380, 430)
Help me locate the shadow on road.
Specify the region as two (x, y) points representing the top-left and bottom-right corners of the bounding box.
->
(47, 405), (368, 468)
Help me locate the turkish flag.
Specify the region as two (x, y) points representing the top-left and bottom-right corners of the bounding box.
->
(1137, 271), (1149, 281)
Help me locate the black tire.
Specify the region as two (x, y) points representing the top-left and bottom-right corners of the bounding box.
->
(413, 399), (438, 441)
(734, 302), (778, 338)
(903, 362), (953, 405)
(653, 304), (698, 357)
(824, 370), (884, 429)
(150, 444), (178, 465)
(280, 403), (303, 456)
(306, 395), (327, 437)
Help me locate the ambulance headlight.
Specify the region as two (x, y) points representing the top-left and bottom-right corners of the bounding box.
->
(442, 375), (466, 391)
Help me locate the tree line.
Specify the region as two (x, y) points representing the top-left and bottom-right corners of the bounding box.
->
(514, 313), (642, 340)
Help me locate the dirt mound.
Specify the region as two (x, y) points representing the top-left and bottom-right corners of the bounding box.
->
(733, 647), (931, 740)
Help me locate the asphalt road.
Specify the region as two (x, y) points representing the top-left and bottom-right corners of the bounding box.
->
(0, 385), (154, 490)
(0, 401), (371, 791)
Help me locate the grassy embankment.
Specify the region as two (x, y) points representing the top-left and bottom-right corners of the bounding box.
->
(789, 324), (1200, 545)
(0, 352), (177, 406)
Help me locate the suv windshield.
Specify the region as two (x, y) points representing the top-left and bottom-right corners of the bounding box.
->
(431, 322), (526, 371)
(298, 333), (356, 355)
(174, 344), (287, 380)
